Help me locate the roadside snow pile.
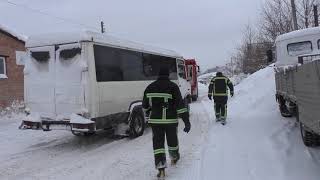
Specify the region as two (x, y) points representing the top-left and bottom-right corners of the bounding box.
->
(231, 65), (276, 113)
(229, 73), (249, 86)
(196, 65), (320, 180)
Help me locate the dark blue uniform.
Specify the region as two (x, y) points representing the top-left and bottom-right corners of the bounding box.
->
(208, 72), (234, 122)
(142, 69), (190, 171)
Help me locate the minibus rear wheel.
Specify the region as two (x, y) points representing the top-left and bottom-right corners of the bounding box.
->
(129, 108), (145, 138)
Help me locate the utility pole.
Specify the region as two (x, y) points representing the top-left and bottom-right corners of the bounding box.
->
(291, 0), (299, 30)
(314, 5), (319, 27)
(101, 21), (105, 33)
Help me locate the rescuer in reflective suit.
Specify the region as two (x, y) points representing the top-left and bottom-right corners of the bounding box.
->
(142, 67), (191, 179)
(208, 72), (234, 125)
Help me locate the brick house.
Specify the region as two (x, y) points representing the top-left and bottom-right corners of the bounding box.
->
(0, 25), (26, 108)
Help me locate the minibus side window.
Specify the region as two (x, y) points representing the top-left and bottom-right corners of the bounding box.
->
(287, 41), (312, 56)
(317, 39), (320, 49)
(142, 54), (177, 80)
(93, 44), (178, 82)
(94, 45), (123, 82)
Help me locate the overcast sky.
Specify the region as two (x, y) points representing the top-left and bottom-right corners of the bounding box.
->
(0, 0), (263, 70)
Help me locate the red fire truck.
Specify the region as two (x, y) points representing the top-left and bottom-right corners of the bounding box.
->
(185, 59), (200, 101)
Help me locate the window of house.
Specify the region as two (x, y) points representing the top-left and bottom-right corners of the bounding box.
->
(0, 57), (7, 78)
(287, 41), (312, 56)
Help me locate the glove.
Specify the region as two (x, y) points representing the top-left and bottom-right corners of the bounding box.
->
(208, 95), (212, 100)
(231, 92), (234, 97)
(183, 121), (191, 133)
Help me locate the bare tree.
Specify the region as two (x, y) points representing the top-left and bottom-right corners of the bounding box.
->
(260, 0), (293, 42)
(225, 0), (319, 74)
(260, 0), (317, 41)
(296, 0), (317, 28)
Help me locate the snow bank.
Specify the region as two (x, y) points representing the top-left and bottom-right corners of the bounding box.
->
(229, 73), (249, 86)
(196, 65), (320, 180)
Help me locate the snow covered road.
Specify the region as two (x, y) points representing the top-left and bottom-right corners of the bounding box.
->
(1, 66), (320, 180)
(0, 96), (210, 180)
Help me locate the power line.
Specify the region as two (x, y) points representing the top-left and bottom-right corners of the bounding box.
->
(0, 0), (100, 31)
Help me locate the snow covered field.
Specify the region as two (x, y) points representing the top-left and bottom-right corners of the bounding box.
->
(1, 66), (320, 180)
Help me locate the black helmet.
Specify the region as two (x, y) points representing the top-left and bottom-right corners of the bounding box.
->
(158, 67), (170, 77)
(216, 71), (223, 76)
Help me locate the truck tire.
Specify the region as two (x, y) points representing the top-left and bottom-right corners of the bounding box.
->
(192, 95), (198, 102)
(192, 87), (199, 102)
(300, 122), (320, 147)
(129, 108), (145, 138)
(278, 96), (292, 117)
(279, 104), (292, 117)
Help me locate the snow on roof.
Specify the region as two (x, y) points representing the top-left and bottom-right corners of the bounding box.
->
(276, 27), (320, 42)
(26, 31), (182, 58)
(0, 24), (27, 42)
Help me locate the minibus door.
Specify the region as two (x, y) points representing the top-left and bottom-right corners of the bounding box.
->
(54, 44), (85, 119)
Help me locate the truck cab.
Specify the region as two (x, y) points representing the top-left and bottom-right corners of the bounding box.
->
(185, 59), (199, 101)
(274, 27), (320, 147)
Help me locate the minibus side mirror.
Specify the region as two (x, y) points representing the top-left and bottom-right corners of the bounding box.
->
(266, 49), (273, 63)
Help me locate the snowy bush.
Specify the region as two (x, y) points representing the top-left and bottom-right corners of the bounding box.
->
(0, 101), (25, 118)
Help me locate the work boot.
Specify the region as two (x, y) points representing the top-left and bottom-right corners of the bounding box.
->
(216, 117), (221, 122)
(157, 168), (165, 179)
(171, 153), (180, 165)
(221, 118), (226, 125)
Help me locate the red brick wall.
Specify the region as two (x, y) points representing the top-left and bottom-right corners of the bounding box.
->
(0, 31), (25, 108)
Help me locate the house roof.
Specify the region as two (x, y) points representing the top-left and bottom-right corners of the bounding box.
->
(0, 24), (27, 42)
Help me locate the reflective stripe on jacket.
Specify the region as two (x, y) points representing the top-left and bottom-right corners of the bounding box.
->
(142, 76), (189, 125)
(208, 75), (234, 97)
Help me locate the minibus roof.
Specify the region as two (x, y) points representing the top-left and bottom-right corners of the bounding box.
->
(26, 31), (183, 59)
(276, 27), (320, 42)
